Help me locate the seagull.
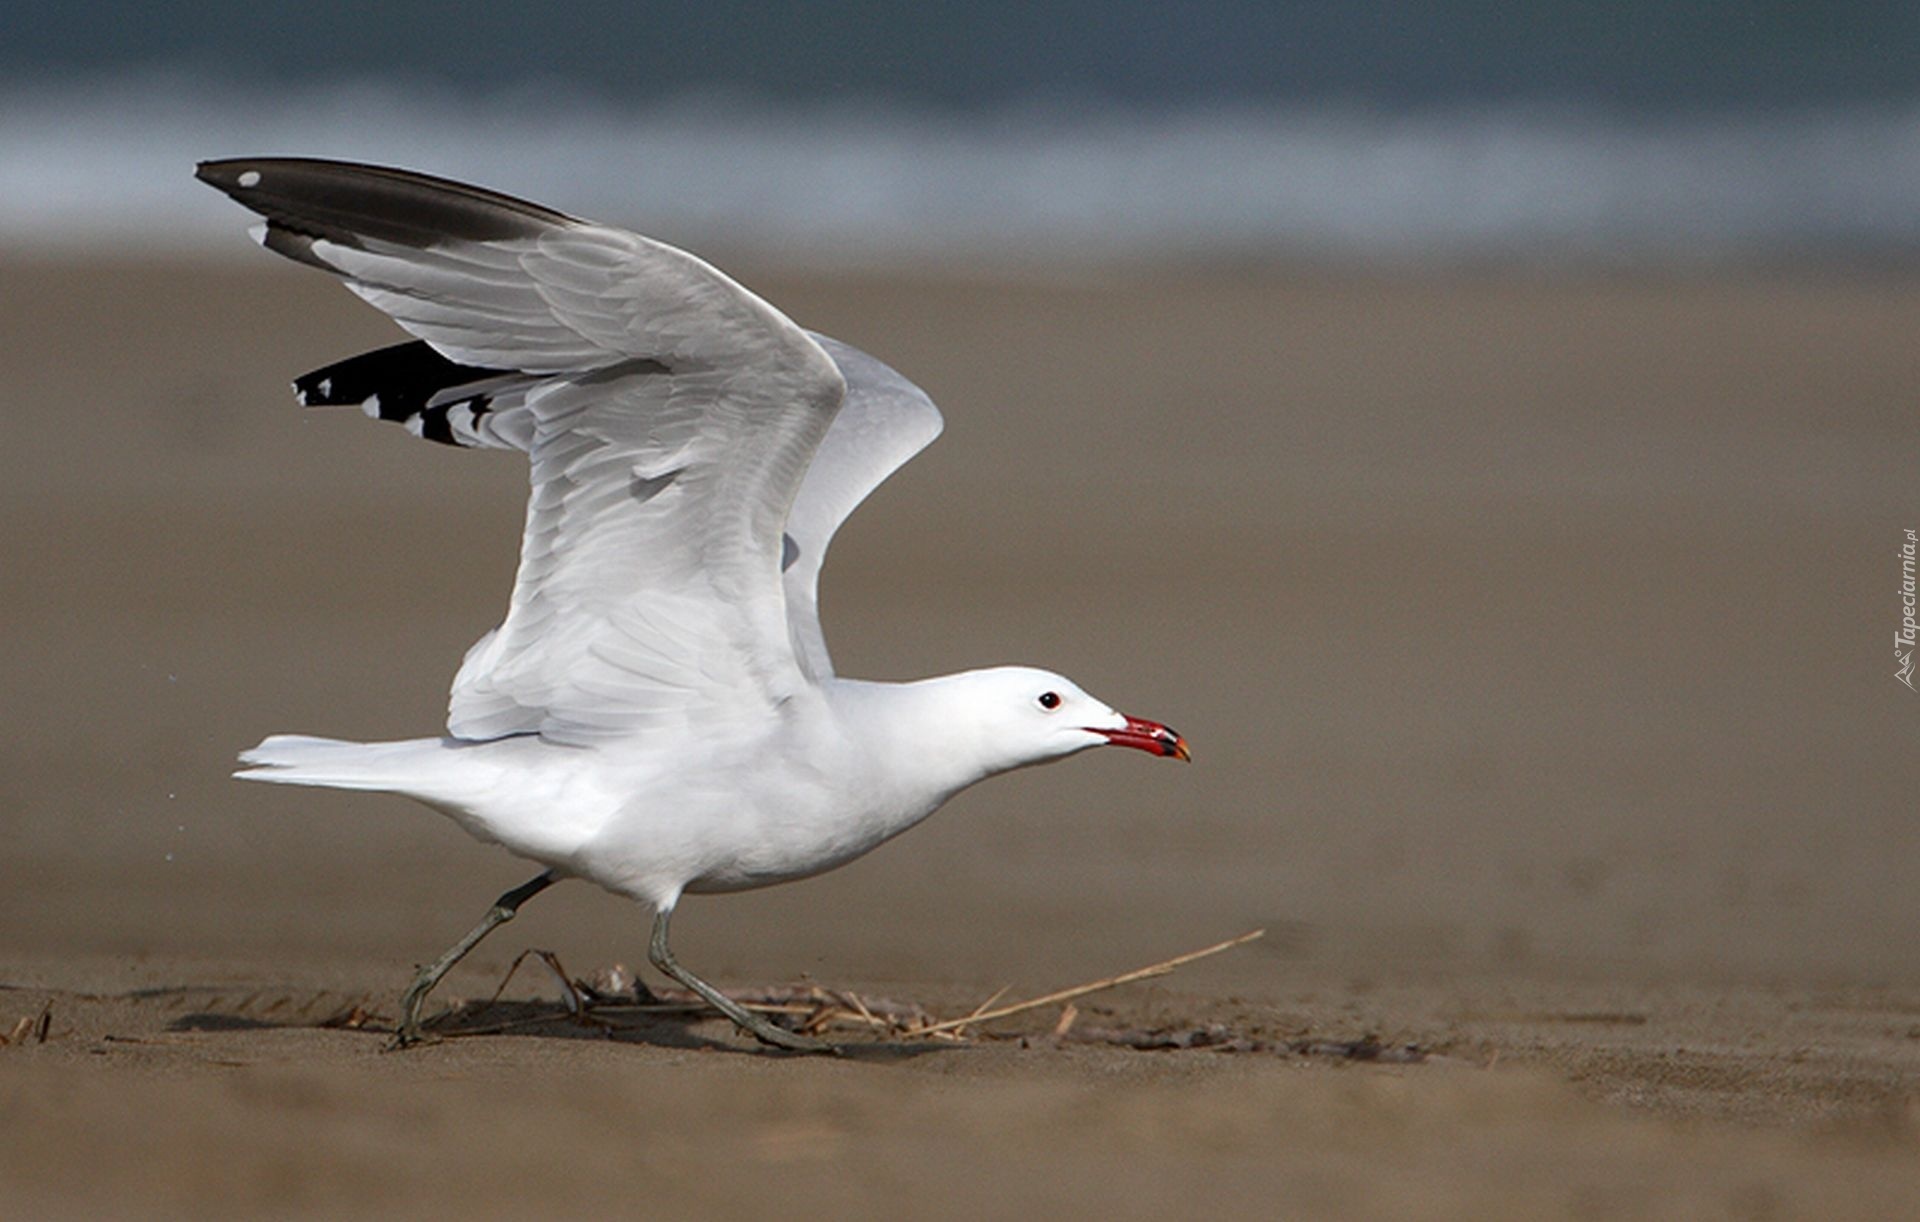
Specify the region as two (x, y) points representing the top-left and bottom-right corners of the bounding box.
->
(199, 158), (1189, 1054)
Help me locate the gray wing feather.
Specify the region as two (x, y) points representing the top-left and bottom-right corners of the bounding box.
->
(783, 336), (944, 677)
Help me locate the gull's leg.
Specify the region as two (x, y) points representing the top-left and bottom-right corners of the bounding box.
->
(648, 905), (837, 1055)
(390, 870), (557, 1049)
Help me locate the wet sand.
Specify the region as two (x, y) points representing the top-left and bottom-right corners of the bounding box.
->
(2, 256), (1917, 1217)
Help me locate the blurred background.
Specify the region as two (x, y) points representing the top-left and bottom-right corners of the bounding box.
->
(1, 3), (1916, 1001)
(5, 2), (1920, 263)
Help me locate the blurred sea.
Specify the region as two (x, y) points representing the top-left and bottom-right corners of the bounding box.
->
(4, 3), (1917, 264)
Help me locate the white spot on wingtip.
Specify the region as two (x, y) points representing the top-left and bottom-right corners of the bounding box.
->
(317, 378), (332, 398)
(237, 169), (261, 188)
(361, 394), (382, 420)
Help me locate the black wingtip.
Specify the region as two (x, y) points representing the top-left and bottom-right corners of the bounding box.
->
(193, 158), (239, 190)
(192, 156), (578, 248)
(194, 158), (283, 203)
(294, 339), (506, 406)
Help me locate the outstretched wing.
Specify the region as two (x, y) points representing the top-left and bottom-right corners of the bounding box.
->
(783, 336), (943, 676)
(281, 334), (942, 682)
(198, 157), (846, 744)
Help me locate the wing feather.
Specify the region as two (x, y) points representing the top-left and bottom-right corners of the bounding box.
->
(200, 157), (846, 743)
(782, 336), (944, 676)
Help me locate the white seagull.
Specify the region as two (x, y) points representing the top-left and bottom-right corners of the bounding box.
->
(200, 158), (1189, 1053)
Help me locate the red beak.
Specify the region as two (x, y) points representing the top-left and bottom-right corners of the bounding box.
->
(1096, 714), (1191, 761)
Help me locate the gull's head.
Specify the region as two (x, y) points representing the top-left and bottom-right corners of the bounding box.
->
(938, 666), (1190, 774)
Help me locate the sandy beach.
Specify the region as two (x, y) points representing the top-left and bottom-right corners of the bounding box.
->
(2, 256), (1917, 1218)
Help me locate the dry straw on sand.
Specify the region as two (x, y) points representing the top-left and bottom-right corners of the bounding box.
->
(437, 929), (1270, 1048)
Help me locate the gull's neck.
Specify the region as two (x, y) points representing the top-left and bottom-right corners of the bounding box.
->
(822, 672), (1022, 813)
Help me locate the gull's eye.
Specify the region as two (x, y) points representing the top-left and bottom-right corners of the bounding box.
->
(1037, 691), (1061, 710)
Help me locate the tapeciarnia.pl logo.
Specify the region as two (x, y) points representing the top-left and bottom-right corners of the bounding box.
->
(1900, 529), (1917, 690)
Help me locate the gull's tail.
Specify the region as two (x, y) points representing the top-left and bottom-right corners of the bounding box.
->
(234, 734), (560, 859)
(234, 734), (446, 792)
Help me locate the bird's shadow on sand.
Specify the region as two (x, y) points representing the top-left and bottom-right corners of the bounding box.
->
(166, 997), (953, 1061)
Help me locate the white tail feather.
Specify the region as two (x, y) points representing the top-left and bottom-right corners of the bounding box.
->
(234, 734), (445, 792)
